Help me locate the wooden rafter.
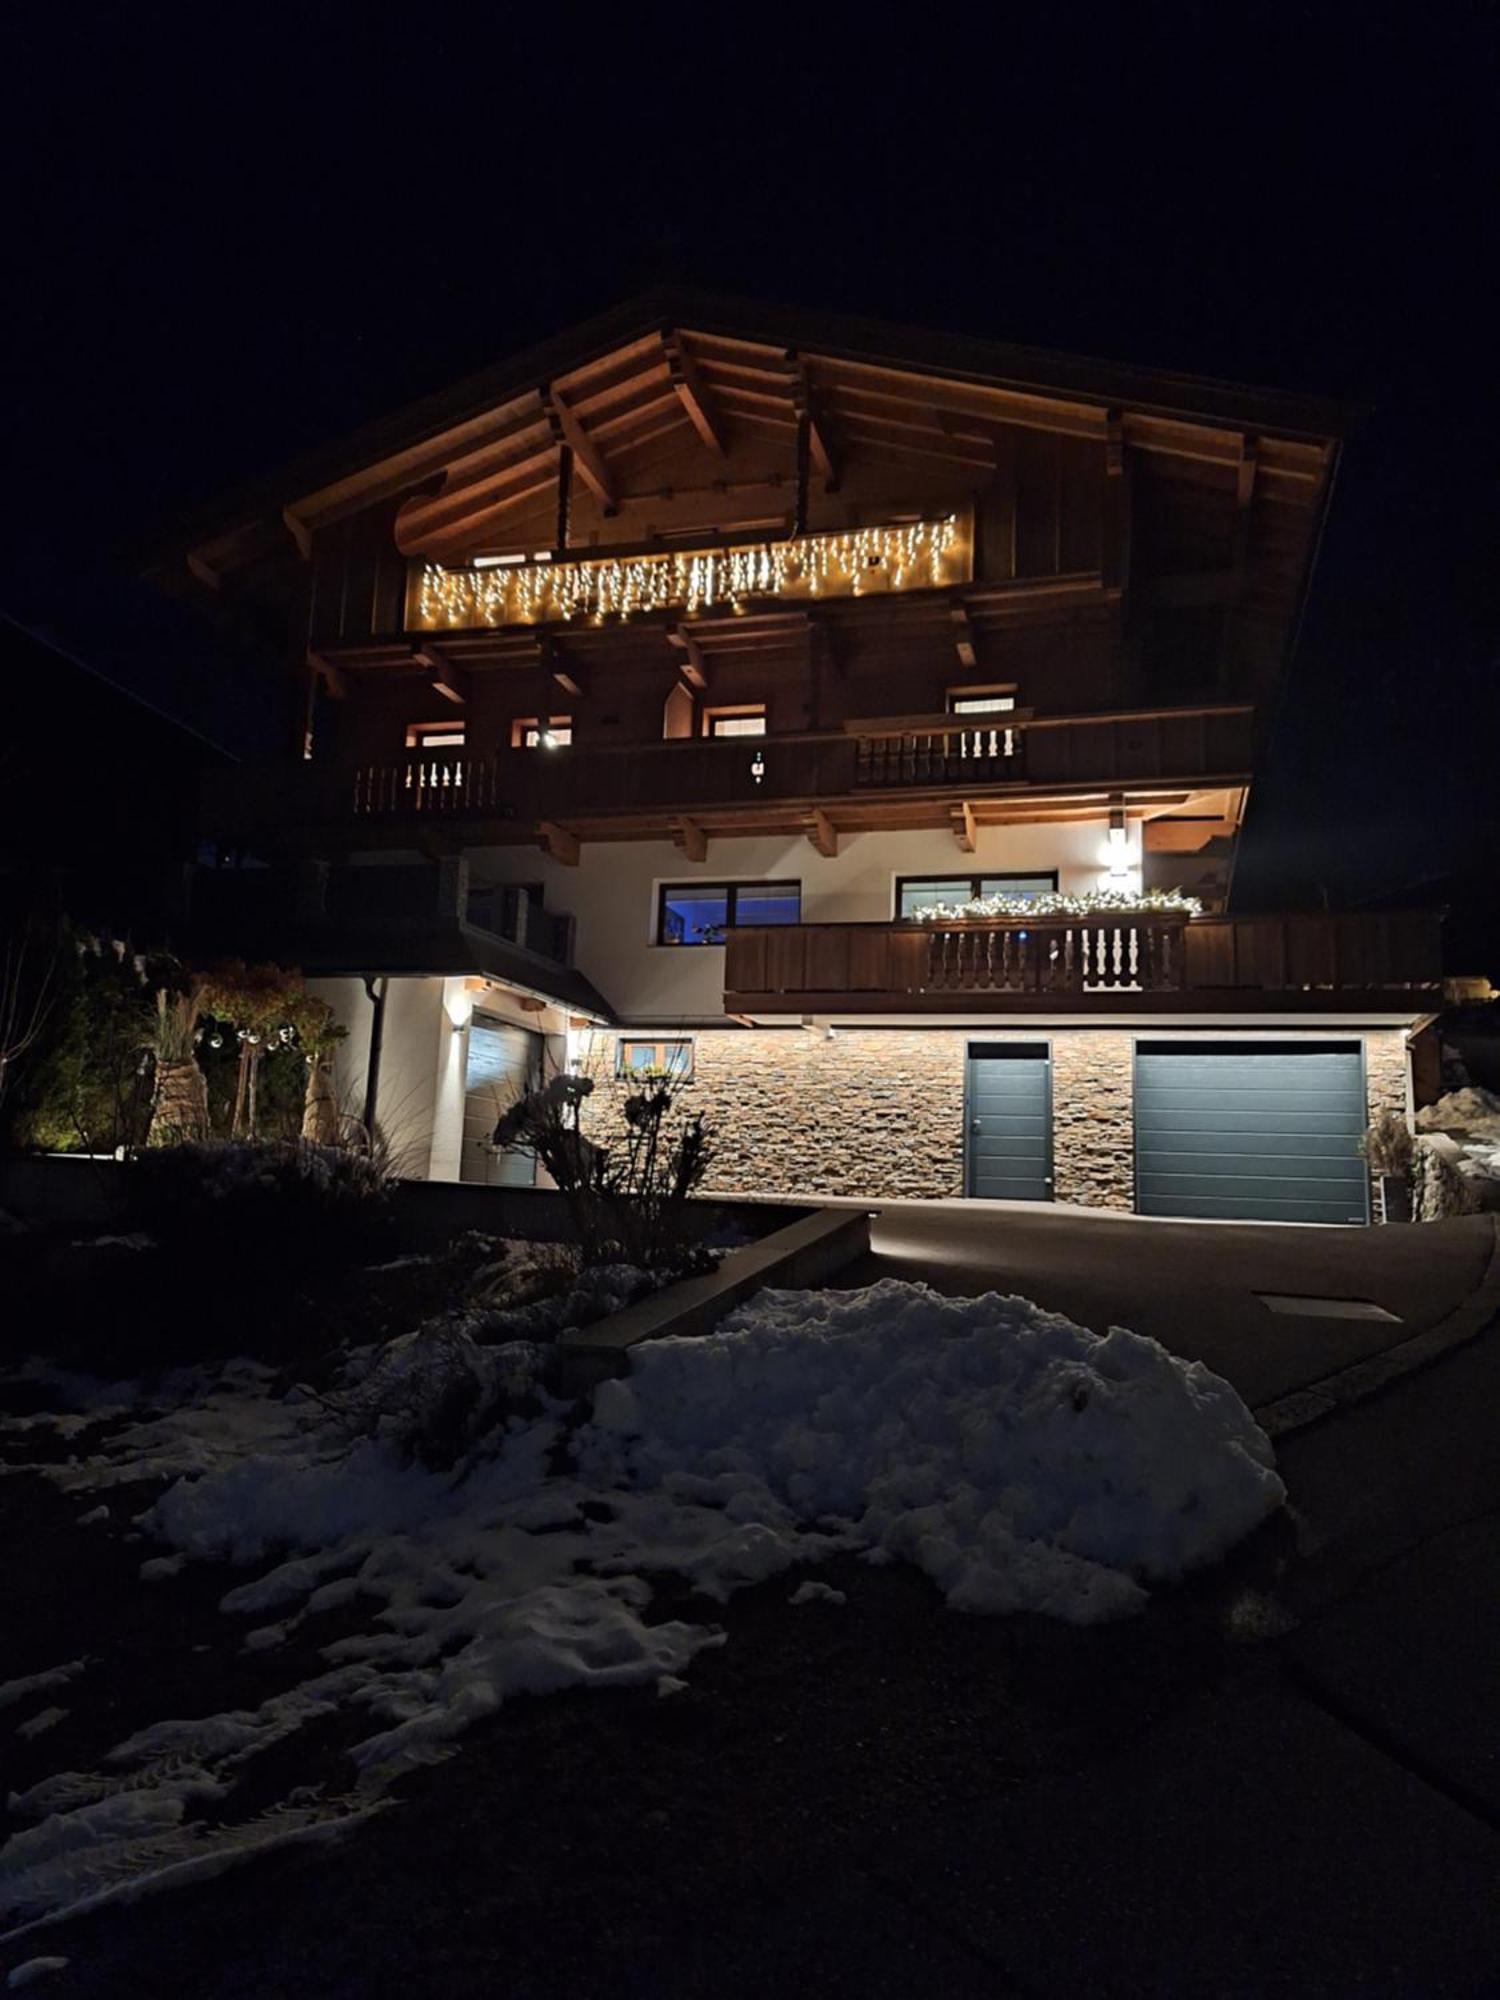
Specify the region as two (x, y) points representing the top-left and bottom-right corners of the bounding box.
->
(668, 624), (709, 691)
(308, 648), (348, 699)
(413, 642), (469, 705)
(664, 333), (728, 456)
(545, 388), (617, 513)
(953, 800), (978, 853)
(807, 809), (838, 858)
(538, 821), (580, 865)
(951, 604), (977, 670)
(671, 816), (708, 862)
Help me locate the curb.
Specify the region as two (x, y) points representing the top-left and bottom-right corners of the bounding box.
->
(1256, 1216), (1500, 1440)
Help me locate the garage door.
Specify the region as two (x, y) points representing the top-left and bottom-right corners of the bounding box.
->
(462, 1017), (542, 1186)
(966, 1043), (1053, 1201)
(1134, 1041), (1368, 1224)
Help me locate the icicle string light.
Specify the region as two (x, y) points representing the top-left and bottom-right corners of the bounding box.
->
(415, 516), (961, 629)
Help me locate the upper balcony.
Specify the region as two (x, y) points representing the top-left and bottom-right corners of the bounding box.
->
(722, 909), (1445, 1016)
(205, 702), (1255, 857)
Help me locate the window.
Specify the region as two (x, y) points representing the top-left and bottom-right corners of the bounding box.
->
(617, 1038), (694, 1079)
(896, 872), (1058, 918)
(947, 686), (1016, 717)
(406, 721), (467, 750)
(512, 716), (573, 749)
(657, 880), (800, 945)
(704, 705), (767, 738)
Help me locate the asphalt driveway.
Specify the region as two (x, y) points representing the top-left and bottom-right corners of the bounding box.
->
(845, 1203), (1500, 1406)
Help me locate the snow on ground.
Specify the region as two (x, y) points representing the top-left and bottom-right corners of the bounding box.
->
(1416, 1085), (1500, 1138)
(0, 1279), (1283, 1943)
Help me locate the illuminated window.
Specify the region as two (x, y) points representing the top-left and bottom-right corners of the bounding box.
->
(617, 1038), (694, 1079)
(657, 880), (800, 946)
(895, 872), (1057, 917)
(512, 717), (573, 749)
(947, 687), (1016, 716)
(704, 706), (767, 738)
(406, 721), (467, 750)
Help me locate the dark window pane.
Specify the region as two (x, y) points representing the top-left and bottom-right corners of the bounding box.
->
(733, 886), (800, 926)
(661, 889), (728, 945)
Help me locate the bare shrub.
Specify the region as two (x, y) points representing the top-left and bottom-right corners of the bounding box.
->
(492, 1069), (713, 1271)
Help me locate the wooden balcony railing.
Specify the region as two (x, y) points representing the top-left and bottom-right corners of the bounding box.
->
(723, 911), (1443, 1012)
(199, 704), (1257, 847)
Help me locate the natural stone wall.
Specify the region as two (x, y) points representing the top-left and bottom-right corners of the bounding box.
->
(1049, 1031), (1135, 1210)
(577, 1024), (1413, 1218)
(581, 1027), (965, 1201)
(1362, 1027), (1411, 1213)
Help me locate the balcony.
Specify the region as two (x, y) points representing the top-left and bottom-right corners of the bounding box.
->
(723, 911), (1444, 1015)
(204, 704), (1256, 852)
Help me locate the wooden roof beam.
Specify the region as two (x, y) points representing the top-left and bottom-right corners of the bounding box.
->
(807, 809), (839, 858)
(951, 605), (978, 670)
(668, 624), (710, 691)
(413, 642), (469, 705)
(953, 800), (978, 853)
(308, 648), (349, 700)
(664, 333), (728, 456)
(671, 817), (708, 862)
(539, 821), (580, 865)
(545, 388), (618, 513)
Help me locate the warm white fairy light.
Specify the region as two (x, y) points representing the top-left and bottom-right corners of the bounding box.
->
(415, 516), (960, 629)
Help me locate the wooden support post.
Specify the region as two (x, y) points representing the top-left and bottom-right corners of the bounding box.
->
(807, 809), (838, 858)
(555, 441), (573, 552)
(538, 822), (580, 865)
(793, 405), (811, 537)
(953, 800), (977, 853)
(671, 817), (708, 862)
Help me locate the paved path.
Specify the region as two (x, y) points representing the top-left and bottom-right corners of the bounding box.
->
(846, 1202), (1500, 1406)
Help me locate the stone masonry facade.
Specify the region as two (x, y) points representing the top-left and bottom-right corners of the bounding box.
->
(581, 1024), (1411, 1216)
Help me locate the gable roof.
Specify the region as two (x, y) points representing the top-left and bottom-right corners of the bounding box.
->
(174, 288), (1348, 585)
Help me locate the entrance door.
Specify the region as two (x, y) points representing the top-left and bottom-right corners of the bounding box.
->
(965, 1043), (1053, 1201)
(461, 1017), (543, 1186)
(1134, 1041), (1368, 1223)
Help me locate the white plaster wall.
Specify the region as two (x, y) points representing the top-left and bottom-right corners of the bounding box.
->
(467, 820), (1143, 1022)
(305, 975), (444, 1174)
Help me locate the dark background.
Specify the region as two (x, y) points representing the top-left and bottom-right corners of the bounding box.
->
(5, 5), (1497, 943)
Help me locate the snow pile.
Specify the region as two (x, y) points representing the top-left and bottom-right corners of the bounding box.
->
(0, 1280), (1282, 1941)
(1416, 1086), (1500, 1137)
(584, 1280), (1283, 1622)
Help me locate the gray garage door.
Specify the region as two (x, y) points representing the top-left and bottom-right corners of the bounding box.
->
(462, 1017), (542, 1186)
(1134, 1041), (1368, 1224)
(966, 1043), (1053, 1201)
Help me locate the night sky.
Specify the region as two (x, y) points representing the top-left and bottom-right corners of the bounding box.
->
(7, 6), (1498, 930)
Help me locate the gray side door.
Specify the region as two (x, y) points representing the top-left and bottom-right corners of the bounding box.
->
(462, 1017), (543, 1186)
(1134, 1041), (1369, 1224)
(965, 1042), (1053, 1201)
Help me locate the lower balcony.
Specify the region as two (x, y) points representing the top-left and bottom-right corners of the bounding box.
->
(723, 911), (1445, 1015)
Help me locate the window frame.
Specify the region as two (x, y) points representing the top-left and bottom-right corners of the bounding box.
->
(702, 703), (768, 738)
(405, 719), (468, 750)
(511, 715), (574, 749)
(893, 870), (1058, 919)
(946, 684), (1017, 716)
(655, 878), (802, 946)
(616, 1037), (695, 1080)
